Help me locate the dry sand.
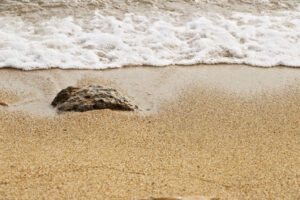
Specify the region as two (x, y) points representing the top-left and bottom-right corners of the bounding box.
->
(0, 65), (300, 199)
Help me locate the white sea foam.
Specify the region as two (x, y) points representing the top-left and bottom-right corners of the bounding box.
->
(0, 3), (299, 70)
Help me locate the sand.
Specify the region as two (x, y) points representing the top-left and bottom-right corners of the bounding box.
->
(0, 65), (300, 199)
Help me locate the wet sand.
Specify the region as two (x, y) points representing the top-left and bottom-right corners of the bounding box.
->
(0, 65), (300, 199)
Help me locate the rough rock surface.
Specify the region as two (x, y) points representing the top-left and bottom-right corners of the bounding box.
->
(51, 85), (138, 112)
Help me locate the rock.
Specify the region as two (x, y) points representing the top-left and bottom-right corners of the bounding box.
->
(51, 85), (138, 112)
(0, 102), (8, 107)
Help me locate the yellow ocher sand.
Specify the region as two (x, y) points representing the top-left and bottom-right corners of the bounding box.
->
(0, 66), (299, 199)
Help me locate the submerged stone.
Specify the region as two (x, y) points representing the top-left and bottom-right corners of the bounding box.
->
(51, 85), (138, 112)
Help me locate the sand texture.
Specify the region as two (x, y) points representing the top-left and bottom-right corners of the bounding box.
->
(0, 65), (300, 199)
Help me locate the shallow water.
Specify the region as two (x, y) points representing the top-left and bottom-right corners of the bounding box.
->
(0, 0), (299, 70)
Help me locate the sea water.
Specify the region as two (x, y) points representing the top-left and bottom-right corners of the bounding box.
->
(0, 0), (299, 70)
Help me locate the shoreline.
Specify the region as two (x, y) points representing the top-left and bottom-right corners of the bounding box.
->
(1, 64), (300, 116)
(1, 63), (300, 72)
(0, 64), (300, 199)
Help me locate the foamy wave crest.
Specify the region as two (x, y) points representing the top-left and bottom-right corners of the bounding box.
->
(0, 7), (300, 70)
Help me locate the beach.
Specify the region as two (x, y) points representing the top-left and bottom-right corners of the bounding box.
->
(0, 65), (299, 199)
(1, 0), (300, 199)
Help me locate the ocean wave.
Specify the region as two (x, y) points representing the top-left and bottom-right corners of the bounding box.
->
(0, 1), (299, 70)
